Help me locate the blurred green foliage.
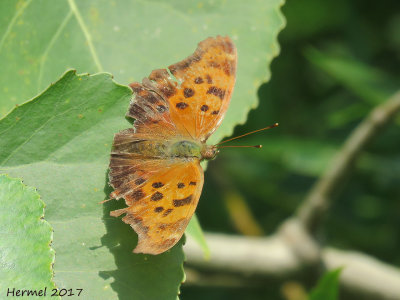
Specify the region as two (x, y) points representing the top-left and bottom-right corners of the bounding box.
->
(309, 268), (342, 300)
(183, 0), (400, 299)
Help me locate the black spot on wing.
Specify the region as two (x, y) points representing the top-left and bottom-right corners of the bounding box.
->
(131, 189), (145, 201)
(151, 192), (164, 201)
(154, 207), (164, 213)
(135, 178), (146, 185)
(152, 182), (164, 188)
(200, 105), (209, 112)
(206, 86), (225, 100)
(173, 195), (193, 207)
(176, 102), (188, 109)
(157, 105), (167, 112)
(184, 88), (195, 98)
(163, 208), (173, 217)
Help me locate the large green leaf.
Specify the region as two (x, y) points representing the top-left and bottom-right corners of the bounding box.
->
(0, 174), (58, 299)
(0, 0), (285, 144)
(0, 71), (185, 299)
(0, 1), (285, 297)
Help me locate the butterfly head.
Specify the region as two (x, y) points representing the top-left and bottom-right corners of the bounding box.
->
(201, 144), (219, 161)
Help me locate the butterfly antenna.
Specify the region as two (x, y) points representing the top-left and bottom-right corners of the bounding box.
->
(215, 123), (279, 147)
(218, 145), (262, 149)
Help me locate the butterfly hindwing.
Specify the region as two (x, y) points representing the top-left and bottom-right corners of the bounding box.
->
(110, 160), (204, 255)
(109, 129), (180, 200)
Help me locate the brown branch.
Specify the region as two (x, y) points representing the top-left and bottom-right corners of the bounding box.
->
(297, 91), (400, 232)
(184, 233), (400, 300)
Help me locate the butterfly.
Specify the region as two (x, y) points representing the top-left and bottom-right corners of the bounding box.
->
(108, 36), (237, 255)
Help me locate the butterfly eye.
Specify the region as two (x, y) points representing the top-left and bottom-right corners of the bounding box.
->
(211, 149), (219, 159)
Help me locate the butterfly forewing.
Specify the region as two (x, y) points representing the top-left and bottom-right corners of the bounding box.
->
(168, 36), (237, 141)
(128, 81), (179, 138)
(139, 36), (237, 141)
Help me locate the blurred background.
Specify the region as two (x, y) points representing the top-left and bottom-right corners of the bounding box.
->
(182, 0), (400, 299)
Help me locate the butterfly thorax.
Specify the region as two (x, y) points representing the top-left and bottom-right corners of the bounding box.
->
(169, 140), (218, 161)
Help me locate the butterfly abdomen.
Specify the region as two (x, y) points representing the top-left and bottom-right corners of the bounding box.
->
(112, 138), (167, 157)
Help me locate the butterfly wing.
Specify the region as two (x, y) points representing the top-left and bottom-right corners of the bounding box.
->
(144, 36), (237, 141)
(127, 81), (180, 138)
(110, 157), (203, 255)
(109, 90), (203, 254)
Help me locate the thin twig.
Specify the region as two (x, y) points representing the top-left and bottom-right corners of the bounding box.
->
(297, 91), (400, 232)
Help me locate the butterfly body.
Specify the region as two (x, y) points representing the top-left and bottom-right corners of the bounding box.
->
(113, 136), (216, 160)
(108, 36), (236, 255)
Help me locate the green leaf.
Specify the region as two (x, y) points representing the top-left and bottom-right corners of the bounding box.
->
(309, 268), (342, 300)
(305, 47), (397, 105)
(0, 0), (285, 144)
(0, 174), (58, 299)
(0, 71), (185, 299)
(187, 215), (210, 259)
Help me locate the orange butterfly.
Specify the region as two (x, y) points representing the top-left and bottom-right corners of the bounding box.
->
(108, 36), (236, 255)
(108, 36), (276, 255)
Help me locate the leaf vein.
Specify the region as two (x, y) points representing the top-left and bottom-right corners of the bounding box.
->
(37, 10), (73, 92)
(0, 0), (33, 54)
(67, 0), (103, 72)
